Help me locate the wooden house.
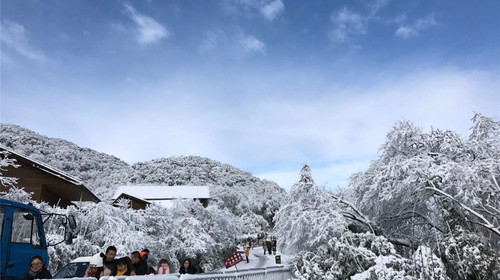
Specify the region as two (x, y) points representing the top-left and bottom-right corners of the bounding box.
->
(112, 185), (210, 208)
(0, 145), (100, 207)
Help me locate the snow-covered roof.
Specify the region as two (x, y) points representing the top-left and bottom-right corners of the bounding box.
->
(0, 144), (84, 186)
(0, 144), (100, 203)
(112, 185), (211, 200)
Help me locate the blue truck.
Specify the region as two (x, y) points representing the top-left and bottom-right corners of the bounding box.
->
(0, 198), (76, 280)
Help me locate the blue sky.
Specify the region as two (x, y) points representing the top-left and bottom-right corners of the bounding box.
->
(1, 0), (499, 191)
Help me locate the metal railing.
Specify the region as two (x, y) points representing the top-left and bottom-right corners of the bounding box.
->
(51, 266), (292, 280)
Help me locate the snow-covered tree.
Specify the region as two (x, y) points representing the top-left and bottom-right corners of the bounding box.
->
(0, 150), (20, 187)
(275, 165), (346, 255)
(276, 165), (421, 279)
(350, 113), (500, 279)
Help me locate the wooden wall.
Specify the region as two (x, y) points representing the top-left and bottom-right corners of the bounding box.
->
(1, 152), (98, 207)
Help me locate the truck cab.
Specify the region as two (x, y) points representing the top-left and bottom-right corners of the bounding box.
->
(0, 199), (49, 280)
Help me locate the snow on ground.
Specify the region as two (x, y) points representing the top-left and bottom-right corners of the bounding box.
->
(219, 246), (290, 272)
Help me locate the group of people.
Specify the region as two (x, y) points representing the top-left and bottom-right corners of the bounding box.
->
(263, 237), (277, 255)
(22, 250), (198, 280)
(242, 236), (278, 264)
(255, 234), (278, 256)
(85, 246), (198, 277)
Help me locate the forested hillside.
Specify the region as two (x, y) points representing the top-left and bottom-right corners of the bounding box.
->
(0, 123), (285, 227)
(0, 124), (132, 198)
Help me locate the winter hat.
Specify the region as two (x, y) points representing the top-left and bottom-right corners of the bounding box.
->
(90, 253), (104, 268)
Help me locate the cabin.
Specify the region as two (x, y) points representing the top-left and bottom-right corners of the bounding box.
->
(0, 145), (100, 207)
(112, 185), (210, 208)
(112, 192), (151, 210)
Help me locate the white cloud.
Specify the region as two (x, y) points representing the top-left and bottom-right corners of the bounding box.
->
(221, 0), (285, 21)
(328, 0), (390, 45)
(395, 14), (437, 38)
(198, 29), (266, 56)
(0, 20), (47, 62)
(260, 0), (284, 21)
(240, 35), (266, 54)
(329, 7), (366, 44)
(122, 3), (170, 44)
(367, 0), (391, 17)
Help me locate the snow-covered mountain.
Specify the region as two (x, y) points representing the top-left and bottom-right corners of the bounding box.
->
(0, 123), (285, 225)
(0, 124), (132, 198)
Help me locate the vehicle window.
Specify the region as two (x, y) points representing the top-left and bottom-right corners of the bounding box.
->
(31, 214), (41, 246)
(0, 207), (5, 240)
(11, 209), (41, 246)
(54, 262), (89, 278)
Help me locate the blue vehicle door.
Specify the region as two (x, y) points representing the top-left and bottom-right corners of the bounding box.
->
(1, 205), (48, 280)
(1, 206), (8, 275)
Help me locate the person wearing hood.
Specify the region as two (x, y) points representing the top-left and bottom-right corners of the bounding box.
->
(23, 256), (52, 280)
(84, 253), (104, 278)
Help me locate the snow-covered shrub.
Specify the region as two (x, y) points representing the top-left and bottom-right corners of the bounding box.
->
(350, 254), (417, 280)
(440, 227), (499, 280)
(292, 233), (418, 280)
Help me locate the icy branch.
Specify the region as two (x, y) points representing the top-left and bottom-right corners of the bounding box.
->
(492, 174), (500, 192)
(426, 183), (500, 237)
(329, 193), (375, 234)
(380, 210), (446, 233)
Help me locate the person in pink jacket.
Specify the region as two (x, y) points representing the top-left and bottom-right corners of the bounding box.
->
(157, 259), (170, 274)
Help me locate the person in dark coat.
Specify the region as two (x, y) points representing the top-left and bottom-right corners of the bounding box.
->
(179, 259), (196, 274)
(130, 251), (148, 275)
(101, 245), (118, 276)
(139, 248), (149, 261)
(23, 256), (52, 280)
